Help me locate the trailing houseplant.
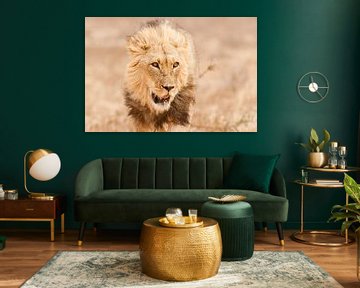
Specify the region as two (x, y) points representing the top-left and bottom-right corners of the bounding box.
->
(296, 128), (331, 167)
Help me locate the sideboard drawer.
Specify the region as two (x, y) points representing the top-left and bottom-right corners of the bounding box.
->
(0, 196), (66, 242)
(1, 201), (55, 218)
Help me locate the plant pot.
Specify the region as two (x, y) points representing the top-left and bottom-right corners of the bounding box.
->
(308, 152), (328, 168)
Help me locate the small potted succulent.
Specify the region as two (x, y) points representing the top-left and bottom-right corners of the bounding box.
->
(296, 128), (330, 167)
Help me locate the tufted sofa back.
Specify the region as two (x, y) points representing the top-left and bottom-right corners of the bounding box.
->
(102, 158), (233, 190)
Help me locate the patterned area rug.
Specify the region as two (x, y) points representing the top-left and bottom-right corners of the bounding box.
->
(21, 251), (342, 288)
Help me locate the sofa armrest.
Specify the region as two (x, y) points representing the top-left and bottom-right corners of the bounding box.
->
(75, 159), (104, 199)
(269, 168), (287, 198)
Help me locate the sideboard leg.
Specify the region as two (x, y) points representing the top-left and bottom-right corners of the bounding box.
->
(61, 213), (65, 234)
(50, 219), (55, 242)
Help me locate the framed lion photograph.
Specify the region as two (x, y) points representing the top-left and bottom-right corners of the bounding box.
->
(85, 17), (257, 132)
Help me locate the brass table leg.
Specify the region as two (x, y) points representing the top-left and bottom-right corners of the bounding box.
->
(300, 185), (304, 233)
(291, 183), (354, 246)
(345, 194), (348, 243)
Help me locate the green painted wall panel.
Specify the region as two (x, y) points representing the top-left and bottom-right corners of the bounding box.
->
(0, 0), (359, 230)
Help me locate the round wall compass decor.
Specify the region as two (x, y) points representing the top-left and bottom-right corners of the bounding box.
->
(297, 72), (329, 103)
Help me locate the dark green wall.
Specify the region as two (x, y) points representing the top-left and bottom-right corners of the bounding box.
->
(1, 0), (359, 230)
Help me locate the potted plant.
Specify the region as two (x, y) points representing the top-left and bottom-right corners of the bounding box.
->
(329, 173), (360, 279)
(329, 173), (360, 233)
(296, 128), (330, 167)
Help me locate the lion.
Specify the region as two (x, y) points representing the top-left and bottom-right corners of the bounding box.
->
(124, 20), (196, 132)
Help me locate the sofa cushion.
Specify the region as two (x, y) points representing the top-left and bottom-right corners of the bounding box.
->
(223, 153), (280, 193)
(75, 189), (289, 222)
(101, 158), (233, 190)
(75, 188), (288, 222)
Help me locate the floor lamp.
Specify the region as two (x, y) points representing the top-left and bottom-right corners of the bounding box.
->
(24, 148), (61, 200)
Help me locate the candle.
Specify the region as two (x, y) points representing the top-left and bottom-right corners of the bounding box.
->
(338, 146), (346, 153)
(330, 142), (338, 148)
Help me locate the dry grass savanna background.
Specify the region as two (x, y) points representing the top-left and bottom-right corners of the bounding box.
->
(85, 17), (257, 132)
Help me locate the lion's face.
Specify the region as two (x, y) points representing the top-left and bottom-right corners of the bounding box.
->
(140, 46), (190, 112)
(125, 21), (195, 113)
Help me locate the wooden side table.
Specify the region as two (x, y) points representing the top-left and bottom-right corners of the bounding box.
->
(0, 195), (66, 241)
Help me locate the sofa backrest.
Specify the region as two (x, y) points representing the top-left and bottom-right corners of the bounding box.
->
(102, 158), (233, 189)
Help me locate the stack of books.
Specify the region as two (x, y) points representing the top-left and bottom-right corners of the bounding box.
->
(314, 179), (341, 185)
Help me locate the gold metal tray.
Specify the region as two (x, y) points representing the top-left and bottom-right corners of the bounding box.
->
(208, 194), (246, 203)
(159, 216), (203, 228)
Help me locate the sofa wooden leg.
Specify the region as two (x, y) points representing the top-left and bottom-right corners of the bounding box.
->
(78, 222), (86, 246)
(262, 222), (268, 232)
(275, 222), (284, 246)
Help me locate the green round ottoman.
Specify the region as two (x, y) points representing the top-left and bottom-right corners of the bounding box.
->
(201, 201), (254, 261)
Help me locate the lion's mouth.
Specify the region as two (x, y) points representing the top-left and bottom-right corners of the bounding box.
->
(152, 93), (170, 105)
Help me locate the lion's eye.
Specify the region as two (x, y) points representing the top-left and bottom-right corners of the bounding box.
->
(173, 62), (179, 68)
(151, 62), (159, 68)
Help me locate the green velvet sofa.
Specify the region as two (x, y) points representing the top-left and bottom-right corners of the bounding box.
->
(74, 157), (288, 245)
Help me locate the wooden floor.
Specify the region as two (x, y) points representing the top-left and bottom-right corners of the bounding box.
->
(0, 228), (358, 288)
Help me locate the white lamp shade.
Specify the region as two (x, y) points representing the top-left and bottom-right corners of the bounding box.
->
(29, 153), (61, 181)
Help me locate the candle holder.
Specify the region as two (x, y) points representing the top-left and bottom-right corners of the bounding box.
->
(328, 142), (338, 169)
(337, 146), (347, 169)
(301, 169), (309, 183)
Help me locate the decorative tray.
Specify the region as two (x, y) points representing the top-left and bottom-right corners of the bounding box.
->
(208, 194), (246, 203)
(159, 216), (204, 228)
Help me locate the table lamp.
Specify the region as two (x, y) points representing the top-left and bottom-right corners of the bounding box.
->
(24, 148), (61, 199)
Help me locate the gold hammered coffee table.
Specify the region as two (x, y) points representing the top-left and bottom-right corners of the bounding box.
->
(139, 217), (222, 281)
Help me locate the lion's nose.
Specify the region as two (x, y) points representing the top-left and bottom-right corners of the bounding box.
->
(162, 85), (174, 92)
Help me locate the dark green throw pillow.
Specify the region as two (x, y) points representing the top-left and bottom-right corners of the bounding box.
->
(224, 153), (280, 193)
